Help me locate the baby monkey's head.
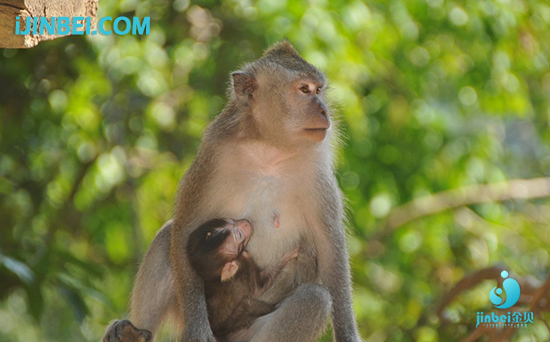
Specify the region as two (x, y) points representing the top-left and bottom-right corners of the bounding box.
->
(187, 218), (252, 282)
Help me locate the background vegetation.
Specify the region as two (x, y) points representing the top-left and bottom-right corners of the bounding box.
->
(1, 0), (550, 341)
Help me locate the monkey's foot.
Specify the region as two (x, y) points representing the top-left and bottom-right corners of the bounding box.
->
(102, 319), (152, 342)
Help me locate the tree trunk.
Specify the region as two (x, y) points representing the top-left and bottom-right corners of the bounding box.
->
(0, 0), (98, 48)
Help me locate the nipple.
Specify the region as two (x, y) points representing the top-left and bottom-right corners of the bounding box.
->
(273, 213), (280, 229)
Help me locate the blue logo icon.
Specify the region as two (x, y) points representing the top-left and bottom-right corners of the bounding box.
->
(489, 270), (520, 309)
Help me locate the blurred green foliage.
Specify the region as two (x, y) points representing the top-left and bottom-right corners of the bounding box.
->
(1, 0), (550, 341)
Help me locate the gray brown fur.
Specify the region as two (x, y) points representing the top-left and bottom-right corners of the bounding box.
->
(102, 41), (361, 342)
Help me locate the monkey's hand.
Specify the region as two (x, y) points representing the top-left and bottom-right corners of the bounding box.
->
(102, 320), (152, 342)
(281, 246), (300, 263)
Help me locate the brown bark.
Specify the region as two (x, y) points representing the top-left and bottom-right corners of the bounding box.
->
(0, 0), (98, 48)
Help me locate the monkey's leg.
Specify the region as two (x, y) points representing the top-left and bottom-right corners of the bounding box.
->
(245, 283), (332, 342)
(130, 221), (180, 338)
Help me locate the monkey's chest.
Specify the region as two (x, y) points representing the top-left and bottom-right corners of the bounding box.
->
(208, 152), (322, 286)
(235, 176), (309, 246)
(217, 174), (320, 299)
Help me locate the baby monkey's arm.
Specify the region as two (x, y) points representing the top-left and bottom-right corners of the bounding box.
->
(254, 246), (299, 294)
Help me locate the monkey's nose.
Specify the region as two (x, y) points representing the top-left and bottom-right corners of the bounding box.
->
(315, 98), (328, 118)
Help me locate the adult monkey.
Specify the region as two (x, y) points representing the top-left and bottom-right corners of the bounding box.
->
(103, 41), (361, 342)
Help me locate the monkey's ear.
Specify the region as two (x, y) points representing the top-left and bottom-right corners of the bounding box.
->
(221, 261), (239, 282)
(231, 72), (256, 96)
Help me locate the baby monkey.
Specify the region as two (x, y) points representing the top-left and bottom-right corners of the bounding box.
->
(187, 218), (299, 341)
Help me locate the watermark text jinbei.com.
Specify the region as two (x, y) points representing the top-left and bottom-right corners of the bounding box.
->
(15, 16), (150, 36)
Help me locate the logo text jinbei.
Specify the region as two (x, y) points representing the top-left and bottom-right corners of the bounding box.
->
(476, 270), (534, 328)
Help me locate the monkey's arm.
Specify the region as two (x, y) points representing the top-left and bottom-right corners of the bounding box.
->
(256, 247), (299, 294)
(171, 226), (216, 342)
(319, 229), (361, 342)
(318, 184), (362, 342)
(170, 157), (217, 342)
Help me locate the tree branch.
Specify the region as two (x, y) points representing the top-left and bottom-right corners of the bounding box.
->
(436, 265), (505, 318)
(384, 177), (550, 233)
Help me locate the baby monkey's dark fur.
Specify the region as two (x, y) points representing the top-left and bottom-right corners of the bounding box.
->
(187, 218), (298, 341)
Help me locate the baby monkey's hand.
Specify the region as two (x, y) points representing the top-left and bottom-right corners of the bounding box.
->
(282, 246), (300, 263)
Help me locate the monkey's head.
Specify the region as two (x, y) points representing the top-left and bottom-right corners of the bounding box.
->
(187, 218), (253, 282)
(230, 41), (332, 148)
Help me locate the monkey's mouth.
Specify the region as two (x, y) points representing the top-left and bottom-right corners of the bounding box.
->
(304, 128), (329, 135)
(304, 128), (328, 132)
(303, 128), (328, 142)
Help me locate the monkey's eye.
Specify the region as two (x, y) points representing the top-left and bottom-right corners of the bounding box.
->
(316, 87), (322, 95)
(300, 85), (310, 94)
(206, 232), (212, 239)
